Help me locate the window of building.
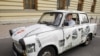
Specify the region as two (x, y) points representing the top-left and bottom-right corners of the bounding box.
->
(77, 0), (84, 11)
(57, 0), (65, 9)
(57, 0), (70, 9)
(91, 0), (96, 12)
(65, 0), (70, 9)
(24, 0), (37, 9)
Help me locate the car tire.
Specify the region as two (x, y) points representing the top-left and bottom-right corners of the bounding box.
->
(82, 36), (91, 46)
(38, 46), (56, 56)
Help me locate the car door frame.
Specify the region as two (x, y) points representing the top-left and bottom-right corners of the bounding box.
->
(61, 13), (82, 51)
(70, 13), (82, 47)
(79, 13), (90, 43)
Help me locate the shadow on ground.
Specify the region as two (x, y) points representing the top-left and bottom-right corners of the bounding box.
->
(0, 38), (14, 56)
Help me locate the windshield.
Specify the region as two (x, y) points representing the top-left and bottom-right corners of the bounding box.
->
(38, 12), (63, 26)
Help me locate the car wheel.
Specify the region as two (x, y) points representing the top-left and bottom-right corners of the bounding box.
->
(38, 46), (56, 56)
(82, 36), (91, 46)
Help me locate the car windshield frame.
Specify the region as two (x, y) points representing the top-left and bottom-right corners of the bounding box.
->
(38, 12), (63, 26)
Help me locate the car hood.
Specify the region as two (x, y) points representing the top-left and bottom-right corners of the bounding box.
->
(12, 24), (56, 41)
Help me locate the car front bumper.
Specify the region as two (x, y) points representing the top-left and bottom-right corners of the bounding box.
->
(13, 43), (27, 56)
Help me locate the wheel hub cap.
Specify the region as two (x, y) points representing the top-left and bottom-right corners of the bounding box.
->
(42, 51), (51, 56)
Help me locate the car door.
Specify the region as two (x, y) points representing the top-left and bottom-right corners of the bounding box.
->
(63, 26), (81, 50)
(71, 13), (82, 47)
(62, 13), (81, 51)
(71, 13), (90, 46)
(79, 14), (90, 42)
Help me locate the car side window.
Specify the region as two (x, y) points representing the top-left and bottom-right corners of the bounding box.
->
(63, 13), (80, 26)
(81, 14), (89, 24)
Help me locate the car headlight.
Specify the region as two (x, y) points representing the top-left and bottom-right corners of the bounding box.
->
(26, 43), (35, 53)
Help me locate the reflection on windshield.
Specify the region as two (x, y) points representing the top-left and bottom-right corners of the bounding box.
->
(38, 12), (63, 26)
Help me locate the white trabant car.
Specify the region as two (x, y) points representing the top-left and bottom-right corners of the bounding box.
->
(10, 10), (97, 56)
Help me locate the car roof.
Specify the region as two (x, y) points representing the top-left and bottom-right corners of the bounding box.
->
(47, 10), (85, 14)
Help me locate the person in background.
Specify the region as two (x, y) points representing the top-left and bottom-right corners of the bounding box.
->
(64, 13), (75, 26)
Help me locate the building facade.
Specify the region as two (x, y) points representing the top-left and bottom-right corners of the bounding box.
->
(0, 0), (100, 23)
